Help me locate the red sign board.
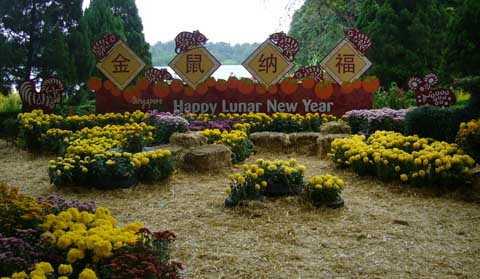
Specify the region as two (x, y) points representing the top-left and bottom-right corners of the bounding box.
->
(94, 79), (373, 117)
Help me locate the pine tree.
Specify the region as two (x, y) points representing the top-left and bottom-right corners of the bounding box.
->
(108, 0), (152, 66)
(356, 0), (451, 86)
(0, 0), (83, 92)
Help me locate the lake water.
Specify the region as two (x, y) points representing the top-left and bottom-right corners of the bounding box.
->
(156, 64), (251, 80)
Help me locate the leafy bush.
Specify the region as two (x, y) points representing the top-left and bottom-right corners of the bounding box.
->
(0, 183), (184, 278)
(0, 93), (22, 113)
(302, 175), (345, 207)
(346, 108), (413, 134)
(224, 162), (268, 207)
(404, 105), (475, 142)
(147, 110), (189, 144)
(329, 131), (476, 188)
(373, 82), (416, 109)
(456, 118), (480, 163)
(256, 159), (305, 196)
(201, 128), (253, 163)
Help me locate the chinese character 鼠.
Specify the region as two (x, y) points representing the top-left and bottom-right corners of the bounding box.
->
(258, 53), (277, 73)
(186, 54), (204, 73)
(335, 54), (355, 74)
(112, 53), (131, 73)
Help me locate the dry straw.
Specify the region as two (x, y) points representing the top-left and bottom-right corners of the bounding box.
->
(0, 140), (479, 278)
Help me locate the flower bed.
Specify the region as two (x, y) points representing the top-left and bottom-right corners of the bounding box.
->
(185, 112), (339, 133)
(200, 128), (253, 164)
(147, 110), (189, 144)
(456, 118), (480, 163)
(346, 108), (413, 134)
(329, 131), (476, 188)
(0, 182), (183, 279)
(302, 174), (345, 208)
(18, 110), (148, 151)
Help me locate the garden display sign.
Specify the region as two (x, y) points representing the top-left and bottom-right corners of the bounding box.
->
(90, 30), (379, 116)
(19, 78), (64, 113)
(168, 31), (220, 89)
(320, 29), (372, 85)
(408, 73), (456, 107)
(93, 34), (146, 90)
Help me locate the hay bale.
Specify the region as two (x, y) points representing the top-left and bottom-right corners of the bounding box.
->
(250, 132), (291, 153)
(181, 144), (232, 172)
(317, 134), (351, 159)
(289, 132), (322, 155)
(320, 121), (351, 135)
(170, 131), (207, 148)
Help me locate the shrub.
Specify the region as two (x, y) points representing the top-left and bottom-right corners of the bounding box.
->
(404, 105), (474, 142)
(132, 149), (175, 182)
(201, 128), (253, 163)
(303, 174), (345, 207)
(456, 118), (480, 163)
(373, 82), (416, 109)
(0, 93), (22, 113)
(255, 158), (305, 196)
(147, 110), (189, 144)
(346, 108), (413, 134)
(329, 131), (476, 188)
(224, 162), (269, 207)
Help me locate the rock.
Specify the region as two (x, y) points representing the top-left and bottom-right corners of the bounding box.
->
(289, 132), (322, 155)
(249, 132), (291, 153)
(320, 121), (351, 135)
(181, 144), (232, 172)
(317, 134), (351, 159)
(169, 131), (207, 148)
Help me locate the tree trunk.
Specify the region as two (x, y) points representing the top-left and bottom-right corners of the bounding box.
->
(25, 1), (37, 81)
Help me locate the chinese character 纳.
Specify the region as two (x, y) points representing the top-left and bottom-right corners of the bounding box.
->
(335, 54), (355, 74)
(112, 53), (131, 73)
(186, 54), (204, 73)
(258, 53), (277, 73)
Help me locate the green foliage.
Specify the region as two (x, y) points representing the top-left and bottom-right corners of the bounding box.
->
(443, 0), (480, 79)
(0, 0), (83, 91)
(404, 105), (476, 142)
(0, 93), (22, 113)
(288, 0), (363, 67)
(356, 0), (452, 86)
(373, 82), (416, 109)
(150, 41), (259, 66)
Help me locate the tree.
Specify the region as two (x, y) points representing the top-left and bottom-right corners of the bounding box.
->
(356, 0), (452, 86)
(108, 0), (152, 66)
(0, 0), (83, 93)
(443, 0), (480, 79)
(288, 0), (364, 67)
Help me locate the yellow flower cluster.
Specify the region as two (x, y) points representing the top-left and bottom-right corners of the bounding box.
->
(0, 182), (50, 232)
(330, 131), (476, 185)
(45, 128), (73, 137)
(458, 119), (480, 139)
(256, 158), (306, 175)
(307, 174), (345, 191)
(40, 207), (143, 262)
(201, 129), (248, 148)
(71, 123), (154, 142)
(18, 109), (148, 131)
(131, 149), (172, 168)
(3, 262), (97, 279)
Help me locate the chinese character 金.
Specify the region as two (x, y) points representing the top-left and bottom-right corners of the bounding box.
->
(112, 53), (131, 73)
(258, 53), (277, 73)
(186, 54), (204, 73)
(335, 54), (355, 74)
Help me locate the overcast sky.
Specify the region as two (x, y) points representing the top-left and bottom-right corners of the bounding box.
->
(83, 0), (304, 45)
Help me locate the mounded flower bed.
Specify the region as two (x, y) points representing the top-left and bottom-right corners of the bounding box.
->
(0, 182), (183, 279)
(329, 131), (476, 188)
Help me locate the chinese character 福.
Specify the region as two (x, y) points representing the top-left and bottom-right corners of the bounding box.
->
(335, 54), (355, 74)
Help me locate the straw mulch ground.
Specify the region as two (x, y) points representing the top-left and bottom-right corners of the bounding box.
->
(0, 139), (479, 279)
